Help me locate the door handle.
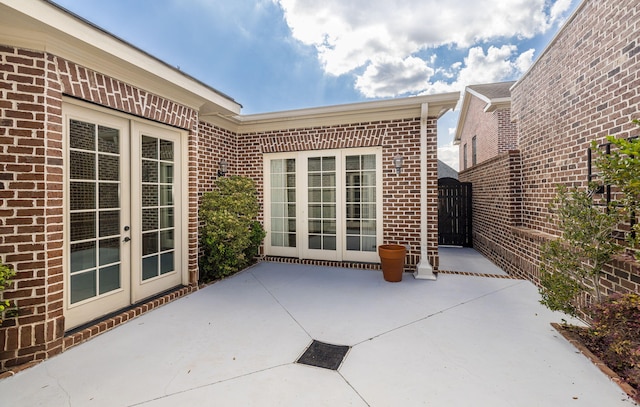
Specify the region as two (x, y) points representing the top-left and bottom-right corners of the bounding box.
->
(123, 236), (131, 243)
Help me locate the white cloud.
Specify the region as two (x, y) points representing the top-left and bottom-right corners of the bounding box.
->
(273, 0), (574, 98)
(421, 44), (532, 96)
(438, 141), (459, 171)
(355, 56), (434, 97)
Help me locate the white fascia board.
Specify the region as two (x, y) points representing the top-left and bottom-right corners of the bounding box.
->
(0, 0), (241, 116)
(208, 93), (460, 134)
(454, 90), (472, 144)
(483, 97), (512, 113)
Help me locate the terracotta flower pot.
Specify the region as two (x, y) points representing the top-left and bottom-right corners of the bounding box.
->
(378, 244), (406, 282)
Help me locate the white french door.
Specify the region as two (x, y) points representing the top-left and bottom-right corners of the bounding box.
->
(64, 102), (185, 330)
(264, 147), (382, 263)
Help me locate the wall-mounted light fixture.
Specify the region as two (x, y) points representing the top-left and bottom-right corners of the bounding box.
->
(393, 154), (404, 175)
(217, 159), (228, 177)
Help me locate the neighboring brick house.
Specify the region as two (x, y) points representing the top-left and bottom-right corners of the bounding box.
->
(459, 0), (640, 302)
(455, 81), (517, 171)
(0, 1), (458, 371)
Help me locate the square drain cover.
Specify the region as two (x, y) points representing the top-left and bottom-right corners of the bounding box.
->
(297, 340), (350, 370)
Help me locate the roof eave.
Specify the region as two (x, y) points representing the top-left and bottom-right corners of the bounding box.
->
(0, 0), (242, 116)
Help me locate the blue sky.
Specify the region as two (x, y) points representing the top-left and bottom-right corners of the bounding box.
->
(52, 0), (581, 169)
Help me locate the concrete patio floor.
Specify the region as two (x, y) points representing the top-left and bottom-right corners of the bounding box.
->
(1, 255), (636, 406)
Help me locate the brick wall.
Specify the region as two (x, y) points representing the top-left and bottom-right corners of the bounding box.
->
(458, 93), (518, 170)
(233, 117), (439, 270)
(0, 45), (200, 372)
(462, 0), (640, 303)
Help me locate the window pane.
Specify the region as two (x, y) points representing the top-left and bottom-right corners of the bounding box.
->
(323, 220), (336, 234)
(362, 236), (377, 252)
(71, 270), (96, 304)
(285, 159), (296, 172)
(142, 136), (158, 159)
(270, 159), (283, 173)
(347, 220), (360, 235)
(362, 220), (376, 235)
(308, 157), (321, 171)
(309, 220), (321, 234)
(160, 185), (173, 206)
(104, 223), (122, 250)
(160, 229), (174, 251)
(159, 139), (174, 161)
(308, 174), (321, 188)
(98, 126), (119, 154)
(70, 212), (96, 241)
(323, 236), (336, 250)
(99, 265), (120, 294)
(308, 189), (321, 203)
(362, 155), (376, 170)
(160, 207), (174, 228)
(322, 173), (336, 187)
(70, 120), (95, 151)
(271, 203), (284, 218)
(142, 185), (158, 207)
(98, 154), (119, 181)
(308, 235), (321, 249)
(142, 232), (158, 255)
(142, 256), (158, 280)
(323, 205), (336, 218)
(99, 183), (119, 209)
(70, 182), (95, 210)
(361, 204), (376, 219)
(346, 236), (360, 251)
(322, 157), (335, 171)
(361, 187), (376, 203)
(322, 189), (335, 203)
(271, 173), (285, 188)
(271, 232), (284, 247)
(70, 151), (95, 180)
(142, 208), (158, 231)
(160, 163), (173, 183)
(309, 204), (321, 218)
(160, 252), (174, 274)
(99, 237), (119, 266)
(346, 155), (360, 171)
(142, 160), (158, 183)
(71, 241), (96, 273)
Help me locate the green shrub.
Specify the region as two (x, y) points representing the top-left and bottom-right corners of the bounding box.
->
(0, 262), (16, 326)
(199, 176), (265, 282)
(593, 119), (640, 259)
(539, 184), (623, 315)
(587, 293), (640, 391)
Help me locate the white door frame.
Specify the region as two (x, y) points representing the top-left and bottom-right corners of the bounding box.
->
(63, 99), (189, 330)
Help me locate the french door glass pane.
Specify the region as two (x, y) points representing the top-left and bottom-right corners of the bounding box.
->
(141, 135), (175, 280)
(270, 158), (296, 248)
(69, 119), (121, 304)
(345, 154), (377, 252)
(308, 157), (336, 251)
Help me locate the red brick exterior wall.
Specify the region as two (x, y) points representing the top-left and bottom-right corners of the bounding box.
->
(461, 0), (640, 302)
(0, 46), (200, 372)
(458, 93), (517, 170)
(232, 117), (440, 270)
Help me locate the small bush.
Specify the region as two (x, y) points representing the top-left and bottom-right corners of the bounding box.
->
(587, 293), (640, 391)
(199, 176), (265, 282)
(0, 262), (16, 326)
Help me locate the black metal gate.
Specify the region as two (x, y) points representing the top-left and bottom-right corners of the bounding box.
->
(438, 177), (472, 247)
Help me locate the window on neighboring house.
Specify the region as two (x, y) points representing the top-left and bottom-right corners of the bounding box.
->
(463, 143), (467, 170)
(472, 136), (477, 166)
